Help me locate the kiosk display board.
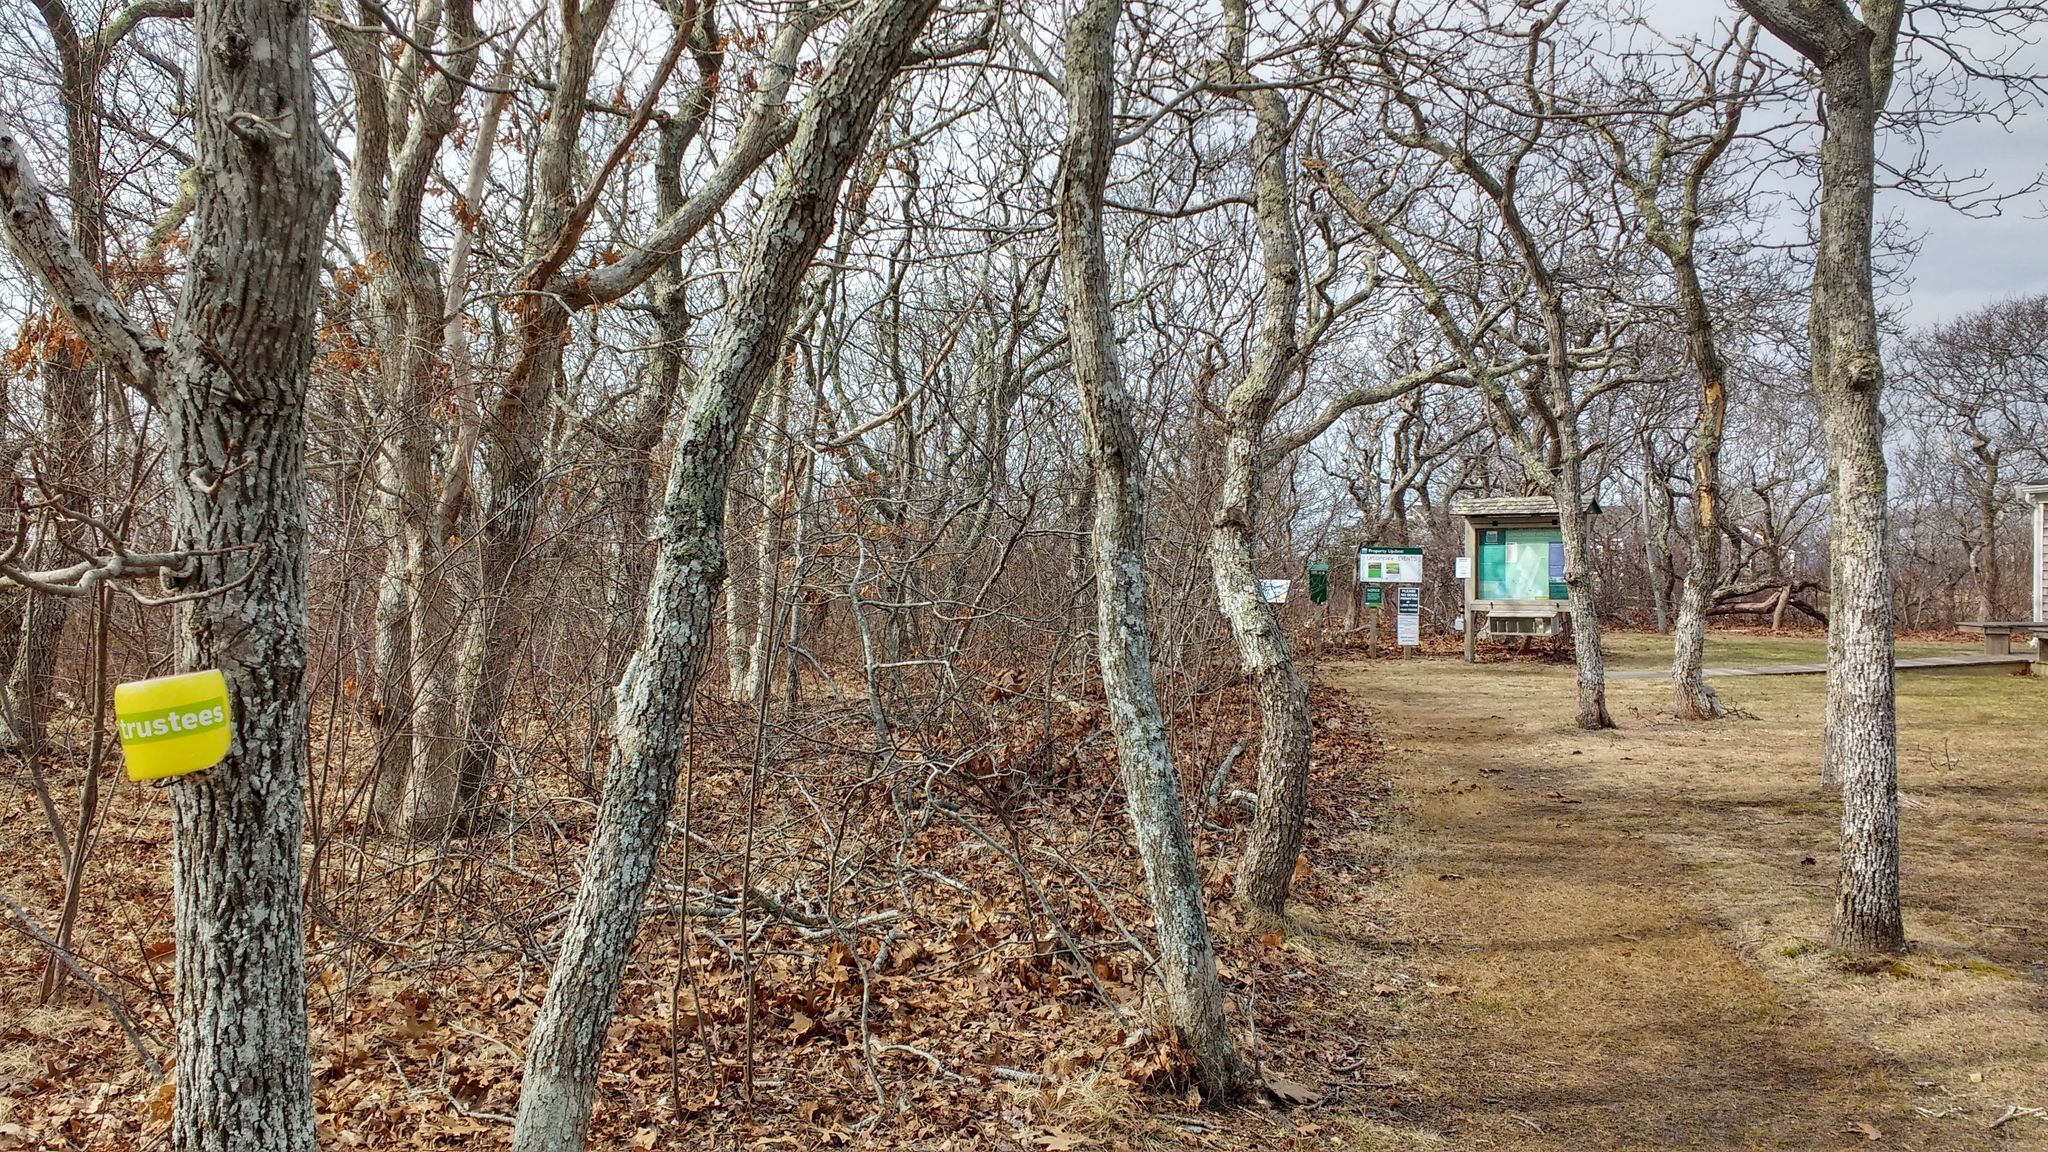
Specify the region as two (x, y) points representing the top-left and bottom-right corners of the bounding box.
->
(1475, 529), (1570, 601)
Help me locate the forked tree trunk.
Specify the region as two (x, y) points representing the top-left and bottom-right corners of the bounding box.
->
(1671, 261), (1729, 720)
(1738, 0), (1904, 952)
(509, 3), (937, 1147)
(1208, 0), (1312, 926)
(165, 0), (335, 1145)
(1057, 0), (1245, 1102)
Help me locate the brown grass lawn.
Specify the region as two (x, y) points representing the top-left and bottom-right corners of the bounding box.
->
(1315, 634), (2048, 1151)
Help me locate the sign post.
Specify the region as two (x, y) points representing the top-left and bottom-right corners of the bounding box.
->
(1397, 584), (1421, 647)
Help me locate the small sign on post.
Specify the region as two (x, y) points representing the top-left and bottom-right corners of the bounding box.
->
(1364, 585), (1384, 607)
(1258, 578), (1292, 604)
(1397, 584), (1421, 646)
(1358, 545), (1423, 584)
(115, 669), (233, 781)
(1307, 563), (1329, 604)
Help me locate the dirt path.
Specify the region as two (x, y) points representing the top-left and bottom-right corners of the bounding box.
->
(1311, 655), (2048, 1152)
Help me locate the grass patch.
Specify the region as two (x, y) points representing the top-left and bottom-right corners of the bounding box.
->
(1829, 951), (1916, 978)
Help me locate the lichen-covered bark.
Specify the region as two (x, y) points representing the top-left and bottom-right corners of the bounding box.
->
(508, 3), (938, 1147)
(1552, 453), (1614, 730)
(1596, 39), (1749, 721)
(1737, 0), (1904, 952)
(1671, 291), (1729, 721)
(1057, 0), (1245, 1101)
(324, 0), (487, 836)
(1208, 0), (1312, 925)
(163, 0), (336, 1146)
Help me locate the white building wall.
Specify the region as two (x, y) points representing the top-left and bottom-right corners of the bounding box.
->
(2037, 499), (2047, 623)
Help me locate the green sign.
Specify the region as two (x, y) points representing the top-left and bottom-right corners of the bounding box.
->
(1364, 585), (1384, 607)
(1307, 563), (1329, 604)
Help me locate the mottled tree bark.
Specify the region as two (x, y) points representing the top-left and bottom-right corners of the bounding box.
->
(2, 0), (334, 1143)
(1553, 455), (1614, 730)
(1597, 66), (1747, 721)
(1737, 0), (1904, 952)
(162, 0), (335, 1140)
(1057, 0), (1245, 1101)
(1207, 0), (1311, 925)
(324, 0), (485, 835)
(509, 3), (938, 1147)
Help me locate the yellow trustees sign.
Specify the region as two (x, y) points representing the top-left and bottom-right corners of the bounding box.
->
(115, 669), (233, 781)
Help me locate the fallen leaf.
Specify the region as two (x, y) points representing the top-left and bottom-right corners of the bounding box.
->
(1264, 1076), (1321, 1105)
(1849, 1120), (1881, 1141)
(1034, 1128), (1089, 1150)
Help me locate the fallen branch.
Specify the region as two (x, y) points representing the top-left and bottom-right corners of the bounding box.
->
(0, 892), (164, 1078)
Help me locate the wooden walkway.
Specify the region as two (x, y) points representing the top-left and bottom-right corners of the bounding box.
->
(1611, 653), (2036, 681)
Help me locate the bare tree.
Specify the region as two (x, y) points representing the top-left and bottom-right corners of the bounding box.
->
(1734, 0), (1904, 951)
(1, 0), (335, 1145)
(509, 1), (942, 1146)
(1894, 295), (2048, 619)
(1318, 7), (1634, 729)
(1586, 22), (1763, 720)
(1202, 0), (1313, 925)
(1057, 0), (1244, 1100)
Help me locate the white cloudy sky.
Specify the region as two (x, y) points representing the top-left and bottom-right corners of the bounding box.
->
(1643, 1), (2048, 325)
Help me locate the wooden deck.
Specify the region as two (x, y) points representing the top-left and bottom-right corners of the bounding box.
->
(1611, 653), (2037, 681)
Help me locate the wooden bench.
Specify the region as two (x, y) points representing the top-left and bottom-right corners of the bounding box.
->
(1956, 621), (2048, 656)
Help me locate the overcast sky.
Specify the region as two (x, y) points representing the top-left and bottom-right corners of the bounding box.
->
(1642, 1), (2048, 326)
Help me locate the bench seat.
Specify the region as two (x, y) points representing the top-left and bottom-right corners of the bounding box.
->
(1955, 620), (2048, 656)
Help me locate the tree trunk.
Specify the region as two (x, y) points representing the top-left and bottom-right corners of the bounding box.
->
(1815, 25), (1904, 956)
(1671, 259), (1729, 720)
(164, 0), (335, 1144)
(1209, 0), (1312, 927)
(1738, 0), (1904, 952)
(1642, 471), (1670, 633)
(368, 521), (413, 827)
(1554, 458), (1613, 730)
(1057, 0), (1245, 1101)
(509, 4), (937, 1147)
(5, 2), (113, 755)
(1970, 462), (2000, 620)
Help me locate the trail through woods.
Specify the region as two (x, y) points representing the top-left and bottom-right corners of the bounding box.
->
(3, 645), (2043, 1148)
(1327, 653), (2048, 1150)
